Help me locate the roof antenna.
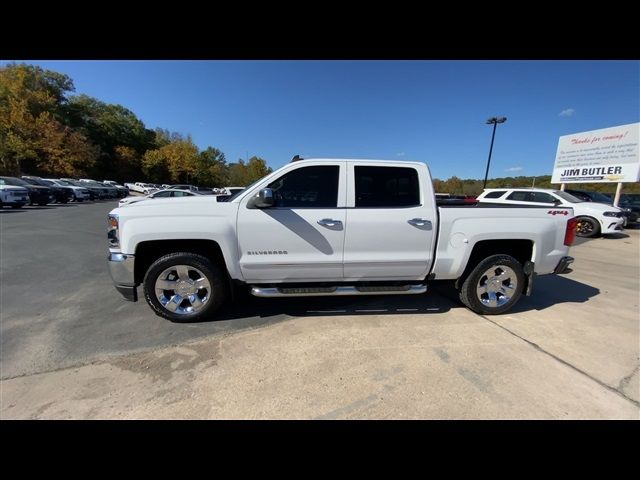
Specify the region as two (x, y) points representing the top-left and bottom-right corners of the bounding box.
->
(290, 154), (303, 163)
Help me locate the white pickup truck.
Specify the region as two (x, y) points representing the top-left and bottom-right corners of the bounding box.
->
(107, 158), (577, 322)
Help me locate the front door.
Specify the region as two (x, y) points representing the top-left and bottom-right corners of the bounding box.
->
(237, 162), (347, 282)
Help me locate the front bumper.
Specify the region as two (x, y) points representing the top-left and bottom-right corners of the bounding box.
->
(602, 217), (625, 234)
(554, 256), (574, 274)
(108, 252), (138, 301)
(1, 199), (28, 206)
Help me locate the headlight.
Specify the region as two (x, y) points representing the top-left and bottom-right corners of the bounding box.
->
(107, 214), (119, 247)
(603, 211), (622, 217)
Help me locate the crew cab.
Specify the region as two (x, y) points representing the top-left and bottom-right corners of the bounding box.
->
(476, 188), (624, 237)
(107, 158), (577, 322)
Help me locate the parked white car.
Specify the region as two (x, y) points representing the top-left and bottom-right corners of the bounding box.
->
(126, 182), (159, 195)
(119, 189), (200, 207)
(0, 181), (30, 208)
(476, 188), (625, 237)
(44, 179), (91, 202)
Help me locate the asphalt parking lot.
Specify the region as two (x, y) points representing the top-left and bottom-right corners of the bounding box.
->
(0, 201), (638, 419)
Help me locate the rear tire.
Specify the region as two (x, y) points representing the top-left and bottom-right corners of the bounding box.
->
(143, 252), (228, 323)
(12, 205), (22, 209)
(459, 254), (524, 315)
(575, 216), (600, 238)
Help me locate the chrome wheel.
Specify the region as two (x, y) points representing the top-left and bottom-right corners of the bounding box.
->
(476, 265), (518, 308)
(154, 265), (211, 315)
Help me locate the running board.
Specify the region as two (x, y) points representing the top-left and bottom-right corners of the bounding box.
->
(250, 284), (427, 298)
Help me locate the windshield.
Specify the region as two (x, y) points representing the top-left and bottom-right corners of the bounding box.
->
(587, 191), (614, 203)
(1, 177), (29, 186)
(65, 180), (85, 187)
(620, 194), (640, 205)
(56, 180), (74, 187)
(24, 177), (48, 186)
(554, 191), (584, 203)
(226, 181), (260, 202)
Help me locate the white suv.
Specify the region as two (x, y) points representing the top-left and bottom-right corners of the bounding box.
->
(477, 188), (624, 237)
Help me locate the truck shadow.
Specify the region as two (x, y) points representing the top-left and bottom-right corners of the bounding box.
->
(503, 274), (599, 313)
(207, 273), (599, 322)
(431, 275), (599, 314)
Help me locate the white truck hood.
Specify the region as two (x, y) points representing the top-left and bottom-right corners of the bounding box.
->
(112, 195), (233, 217)
(567, 201), (620, 215)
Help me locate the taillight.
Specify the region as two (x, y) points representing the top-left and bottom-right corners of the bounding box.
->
(564, 217), (577, 246)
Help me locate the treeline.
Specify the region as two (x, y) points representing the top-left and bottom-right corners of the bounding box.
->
(434, 175), (640, 195)
(0, 63), (272, 187)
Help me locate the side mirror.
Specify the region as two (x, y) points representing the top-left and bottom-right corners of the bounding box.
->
(248, 188), (275, 209)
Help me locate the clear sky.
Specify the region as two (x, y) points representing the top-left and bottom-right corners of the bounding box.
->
(3, 60), (639, 180)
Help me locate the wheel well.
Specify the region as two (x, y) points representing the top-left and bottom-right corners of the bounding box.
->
(134, 239), (227, 284)
(456, 239), (533, 289)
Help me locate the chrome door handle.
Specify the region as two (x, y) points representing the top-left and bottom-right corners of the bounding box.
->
(318, 218), (341, 227)
(408, 218), (431, 227)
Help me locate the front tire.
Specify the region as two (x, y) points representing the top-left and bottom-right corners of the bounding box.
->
(575, 216), (600, 238)
(143, 252), (228, 323)
(459, 254), (524, 315)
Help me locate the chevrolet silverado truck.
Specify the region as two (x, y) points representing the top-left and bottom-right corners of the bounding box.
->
(107, 158), (577, 322)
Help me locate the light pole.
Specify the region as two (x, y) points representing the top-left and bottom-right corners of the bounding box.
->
(483, 116), (507, 189)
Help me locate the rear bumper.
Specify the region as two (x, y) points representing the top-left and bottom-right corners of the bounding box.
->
(554, 256), (574, 274)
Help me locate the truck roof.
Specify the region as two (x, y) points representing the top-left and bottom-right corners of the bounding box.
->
(484, 187), (559, 193)
(293, 157), (425, 167)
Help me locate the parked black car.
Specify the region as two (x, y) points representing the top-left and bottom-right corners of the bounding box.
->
(61, 178), (104, 200)
(22, 176), (73, 203)
(0, 176), (54, 206)
(564, 189), (638, 226)
(80, 179), (118, 198)
(617, 193), (640, 225)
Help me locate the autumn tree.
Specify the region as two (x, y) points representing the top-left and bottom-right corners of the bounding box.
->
(227, 156), (272, 186)
(0, 63), (96, 176)
(142, 136), (200, 183)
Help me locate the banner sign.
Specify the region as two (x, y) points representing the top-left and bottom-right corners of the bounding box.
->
(551, 123), (639, 183)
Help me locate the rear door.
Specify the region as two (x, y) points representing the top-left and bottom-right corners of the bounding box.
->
(343, 163), (437, 280)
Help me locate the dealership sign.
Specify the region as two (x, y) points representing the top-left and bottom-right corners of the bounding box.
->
(551, 123), (639, 184)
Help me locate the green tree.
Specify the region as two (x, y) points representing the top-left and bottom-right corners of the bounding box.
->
(64, 94), (155, 181)
(197, 146), (228, 187)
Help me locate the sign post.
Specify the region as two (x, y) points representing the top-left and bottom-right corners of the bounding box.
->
(551, 123), (639, 200)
